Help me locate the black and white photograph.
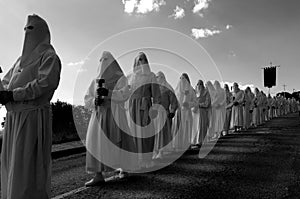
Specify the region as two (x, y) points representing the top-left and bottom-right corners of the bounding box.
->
(0, 0), (300, 198)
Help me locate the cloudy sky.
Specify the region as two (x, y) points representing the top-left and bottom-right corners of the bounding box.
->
(0, 0), (300, 106)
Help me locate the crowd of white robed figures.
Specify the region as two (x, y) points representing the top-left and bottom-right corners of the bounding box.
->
(83, 51), (300, 186)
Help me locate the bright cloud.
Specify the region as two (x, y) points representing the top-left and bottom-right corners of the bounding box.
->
(191, 28), (221, 39)
(122, 0), (166, 14)
(229, 50), (236, 57)
(67, 60), (85, 67)
(76, 68), (87, 74)
(226, 24), (233, 30)
(193, 0), (211, 14)
(169, 6), (185, 19)
(122, 0), (138, 13)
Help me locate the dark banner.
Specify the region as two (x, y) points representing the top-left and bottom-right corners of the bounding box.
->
(264, 66), (276, 88)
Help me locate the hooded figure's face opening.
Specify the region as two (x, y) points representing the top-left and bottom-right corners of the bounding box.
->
(137, 57), (147, 66)
(156, 74), (164, 84)
(233, 84), (238, 93)
(24, 25), (34, 31)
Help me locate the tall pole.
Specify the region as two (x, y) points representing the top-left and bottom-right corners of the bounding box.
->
(283, 84), (287, 98)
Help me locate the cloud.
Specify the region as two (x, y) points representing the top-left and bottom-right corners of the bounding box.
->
(191, 28), (221, 39)
(122, 0), (138, 13)
(122, 0), (166, 15)
(67, 58), (89, 67)
(169, 6), (185, 19)
(226, 24), (233, 30)
(67, 60), (86, 67)
(193, 0), (211, 15)
(229, 50), (236, 57)
(76, 68), (87, 74)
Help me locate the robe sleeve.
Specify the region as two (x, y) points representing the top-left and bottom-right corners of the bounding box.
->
(251, 96), (257, 108)
(84, 80), (96, 110)
(12, 52), (61, 101)
(1, 67), (14, 90)
(1, 58), (19, 90)
(225, 93), (233, 108)
(213, 91), (226, 107)
(257, 95), (263, 107)
(169, 90), (178, 113)
(221, 94), (226, 106)
(150, 74), (161, 104)
(211, 93), (218, 106)
(248, 95), (253, 106)
(109, 77), (131, 102)
(236, 91), (245, 104)
(200, 92), (211, 108)
(189, 89), (197, 108)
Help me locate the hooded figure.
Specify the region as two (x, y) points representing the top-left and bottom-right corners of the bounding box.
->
(223, 84), (233, 135)
(268, 94), (275, 119)
(272, 96), (279, 117)
(192, 80), (211, 145)
(191, 84), (200, 146)
(84, 51), (137, 186)
(206, 81), (223, 139)
(212, 81), (226, 137)
(172, 73), (196, 151)
(153, 71), (178, 159)
(251, 88), (261, 127)
(0, 15), (61, 199)
(127, 52), (161, 168)
(243, 87), (253, 130)
(261, 91), (269, 122)
(230, 82), (245, 131)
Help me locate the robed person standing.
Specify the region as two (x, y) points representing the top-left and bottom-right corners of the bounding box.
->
(243, 87), (253, 130)
(212, 81), (226, 138)
(223, 84), (233, 135)
(172, 73), (196, 151)
(84, 51), (137, 186)
(192, 80), (211, 145)
(0, 15), (61, 199)
(127, 52), (161, 168)
(251, 88), (261, 127)
(206, 81), (217, 140)
(153, 71), (178, 159)
(230, 83), (245, 132)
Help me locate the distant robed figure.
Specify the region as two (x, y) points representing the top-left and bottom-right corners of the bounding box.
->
(0, 15), (61, 199)
(153, 71), (178, 159)
(193, 80), (211, 145)
(172, 73), (196, 151)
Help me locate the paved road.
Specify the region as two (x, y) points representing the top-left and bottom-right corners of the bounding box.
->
(18, 114), (300, 198)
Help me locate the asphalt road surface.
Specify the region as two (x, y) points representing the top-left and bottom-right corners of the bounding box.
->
(4, 113), (300, 199)
(50, 113), (300, 199)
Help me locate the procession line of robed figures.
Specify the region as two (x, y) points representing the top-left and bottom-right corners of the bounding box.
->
(0, 14), (299, 199)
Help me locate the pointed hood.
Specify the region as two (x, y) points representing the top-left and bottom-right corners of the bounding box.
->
(97, 51), (124, 90)
(206, 81), (216, 98)
(175, 73), (194, 104)
(128, 52), (154, 90)
(133, 52), (151, 75)
(20, 14), (51, 68)
(213, 80), (226, 105)
(196, 79), (208, 98)
(156, 71), (174, 93)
